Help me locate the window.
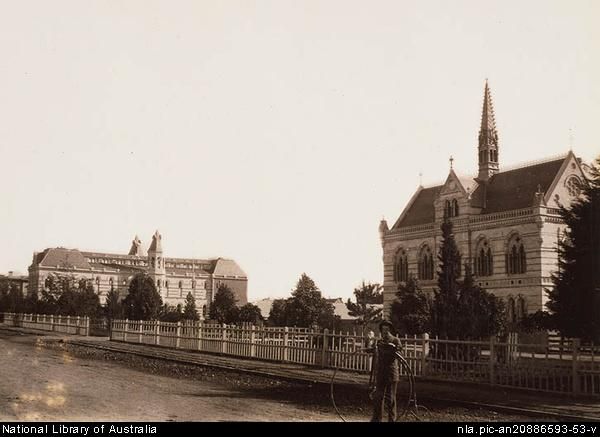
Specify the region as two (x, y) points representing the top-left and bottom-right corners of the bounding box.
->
(565, 175), (582, 197)
(393, 249), (409, 283)
(516, 296), (527, 321)
(192, 279), (196, 289)
(202, 305), (207, 318)
(507, 296), (516, 324)
(474, 240), (493, 277)
(418, 245), (434, 280)
(444, 199), (459, 218)
(178, 280), (183, 289)
(506, 236), (526, 275)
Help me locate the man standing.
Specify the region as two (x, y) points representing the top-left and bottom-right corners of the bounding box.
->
(367, 320), (403, 422)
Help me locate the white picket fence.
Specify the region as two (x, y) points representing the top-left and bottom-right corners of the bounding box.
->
(111, 319), (600, 397)
(0, 312), (90, 336)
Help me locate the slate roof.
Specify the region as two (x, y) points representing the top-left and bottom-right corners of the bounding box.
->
(37, 248), (91, 269)
(394, 156), (567, 228)
(212, 258), (247, 278)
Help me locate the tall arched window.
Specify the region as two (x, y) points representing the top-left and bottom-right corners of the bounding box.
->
(418, 245), (434, 280)
(516, 296), (527, 321)
(444, 200), (451, 218)
(393, 249), (409, 283)
(506, 236), (526, 275)
(507, 296), (516, 324)
(474, 239), (493, 277)
(202, 305), (207, 318)
(452, 199), (459, 217)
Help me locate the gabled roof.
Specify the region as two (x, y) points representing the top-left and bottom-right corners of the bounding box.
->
(474, 156), (566, 213)
(392, 185), (442, 229)
(37, 248), (91, 270)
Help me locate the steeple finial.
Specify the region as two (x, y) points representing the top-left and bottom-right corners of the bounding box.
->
(477, 80), (500, 181)
(449, 156), (454, 170)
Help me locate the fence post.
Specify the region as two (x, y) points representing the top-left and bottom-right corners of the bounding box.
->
(572, 338), (581, 395)
(176, 321), (182, 349)
(85, 317), (90, 336)
(155, 320), (160, 346)
(197, 322), (203, 351)
(139, 321), (143, 344)
(283, 327), (289, 362)
(124, 319), (129, 342)
(50, 315), (54, 332)
(221, 324), (228, 354)
(421, 333), (429, 376)
(76, 316), (81, 335)
(489, 336), (496, 385)
(66, 315), (71, 333)
(321, 329), (329, 367)
(250, 325), (256, 358)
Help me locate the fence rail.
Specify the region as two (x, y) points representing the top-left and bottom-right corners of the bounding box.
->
(0, 312), (89, 336)
(110, 319), (600, 397)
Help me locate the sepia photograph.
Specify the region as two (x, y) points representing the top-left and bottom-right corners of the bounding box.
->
(0, 0), (599, 428)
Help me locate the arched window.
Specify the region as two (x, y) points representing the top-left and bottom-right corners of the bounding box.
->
(418, 245), (434, 280)
(444, 200), (451, 218)
(157, 279), (161, 288)
(452, 199), (459, 217)
(474, 239), (493, 277)
(109, 277), (114, 291)
(178, 280), (183, 289)
(506, 236), (526, 275)
(202, 305), (207, 318)
(516, 296), (527, 321)
(393, 249), (409, 283)
(565, 175), (582, 197)
(192, 279), (196, 289)
(507, 296), (516, 324)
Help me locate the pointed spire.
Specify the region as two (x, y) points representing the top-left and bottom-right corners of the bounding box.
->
(128, 235), (143, 256)
(148, 230), (163, 253)
(480, 79), (497, 134)
(477, 80), (500, 182)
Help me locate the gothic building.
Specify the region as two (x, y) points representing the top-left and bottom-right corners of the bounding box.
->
(379, 82), (587, 323)
(27, 231), (248, 318)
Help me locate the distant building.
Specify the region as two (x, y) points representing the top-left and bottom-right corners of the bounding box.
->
(253, 297), (382, 332)
(379, 81), (588, 322)
(0, 271), (29, 296)
(28, 231), (247, 318)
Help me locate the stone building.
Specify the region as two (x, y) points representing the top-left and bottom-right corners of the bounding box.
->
(379, 82), (587, 323)
(28, 231), (247, 318)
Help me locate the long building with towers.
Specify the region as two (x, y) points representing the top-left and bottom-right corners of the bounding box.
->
(379, 81), (588, 324)
(27, 231), (248, 318)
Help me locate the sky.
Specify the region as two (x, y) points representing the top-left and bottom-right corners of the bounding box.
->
(0, 1), (598, 301)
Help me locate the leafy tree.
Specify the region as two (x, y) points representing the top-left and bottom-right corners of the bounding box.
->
(105, 288), (123, 321)
(122, 274), (163, 320)
(546, 156), (600, 341)
(0, 281), (24, 313)
(209, 283), (239, 324)
(268, 299), (288, 326)
(183, 292), (200, 321)
(431, 217), (462, 339)
(345, 281), (383, 334)
(391, 275), (431, 335)
(456, 265), (505, 340)
(238, 303), (264, 324)
(160, 304), (184, 322)
(284, 273), (337, 329)
(55, 279), (101, 317)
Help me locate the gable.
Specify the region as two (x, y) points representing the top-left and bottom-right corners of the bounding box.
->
(544, 152), (587, 208)
(392, 185), (442, 228)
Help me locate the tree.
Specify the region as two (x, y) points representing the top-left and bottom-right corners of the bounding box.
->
(546, 156), (600, 341)
(0, 281), (24, 313)
(209, 284), (239, 324)
(160, 304), (184, 322)
(55, 279), (101, 317)
(284, 273), (337, 329)
(105, 289), (123, 321)
(122, 274), (163, 320)
(183, 292), (200, 321)
(391, 275), (431, 335)
(431, 217), (462, 339)
(456, 265), (505, 340)
(345, 281), (383, 334)
(238, 303), (264, 325)
(268, 299), (288, 326)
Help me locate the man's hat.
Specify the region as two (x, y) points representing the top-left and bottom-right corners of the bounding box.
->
(378, 320), (394, 331)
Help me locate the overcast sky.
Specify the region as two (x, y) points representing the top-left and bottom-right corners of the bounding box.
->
(0, 1), (598, 301)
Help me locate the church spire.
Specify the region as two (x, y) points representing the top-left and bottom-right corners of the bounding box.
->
(477, 80), (499, 181)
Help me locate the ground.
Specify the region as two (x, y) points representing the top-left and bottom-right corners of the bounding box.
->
(0, 329), (557, 422)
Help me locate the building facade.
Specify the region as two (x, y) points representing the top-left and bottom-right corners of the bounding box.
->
(28, 231), (247, 318)
(379, 82), (587, 322)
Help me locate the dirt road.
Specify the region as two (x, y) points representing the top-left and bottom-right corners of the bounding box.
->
(0, 329), (362, 421)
